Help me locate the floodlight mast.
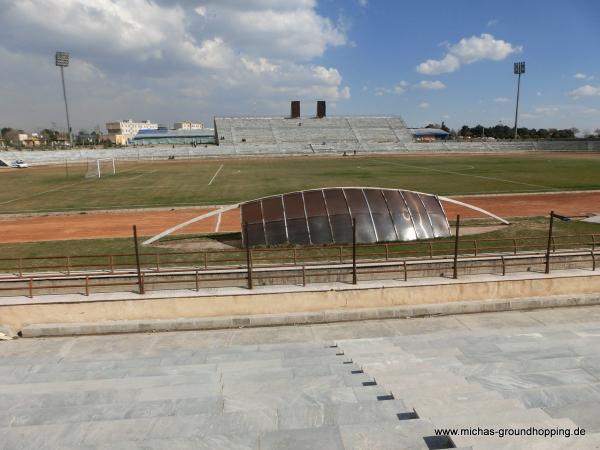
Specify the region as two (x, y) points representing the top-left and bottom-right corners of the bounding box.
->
(513, 61), (525, 139)
(55, 51), (72, 146)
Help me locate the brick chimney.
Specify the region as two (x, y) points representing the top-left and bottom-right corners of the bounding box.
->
(291, 101), (300, 119)
(316, 100), (326, 118)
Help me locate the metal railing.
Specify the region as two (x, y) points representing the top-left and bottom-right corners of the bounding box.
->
(0, 234), (597, 279)
(0, 248), (597, 299)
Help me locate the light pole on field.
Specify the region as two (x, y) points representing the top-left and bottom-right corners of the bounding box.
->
(513, 61), (526, 139)
(55, 51), (73, 147)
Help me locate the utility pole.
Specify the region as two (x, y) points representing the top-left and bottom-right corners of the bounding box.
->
(55, 51), (73, 147)
(513, 61), (526, 139)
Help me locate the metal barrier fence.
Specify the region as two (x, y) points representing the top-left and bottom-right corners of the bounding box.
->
(0, 248), (597, 299)
(0, 234), (598, 278)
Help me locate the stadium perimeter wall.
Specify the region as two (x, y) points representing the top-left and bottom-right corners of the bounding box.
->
(1, 140), (599, 165)
(1, 270), (599, 332)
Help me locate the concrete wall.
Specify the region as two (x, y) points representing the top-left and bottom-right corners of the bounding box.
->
(1, 271), (599, 331)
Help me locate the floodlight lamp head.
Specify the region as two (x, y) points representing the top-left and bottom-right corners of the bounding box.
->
(55, 51), (70, 67)
(514, 61), (525, 75)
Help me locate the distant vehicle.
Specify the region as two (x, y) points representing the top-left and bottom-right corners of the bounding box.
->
(10, 160), (29, 168)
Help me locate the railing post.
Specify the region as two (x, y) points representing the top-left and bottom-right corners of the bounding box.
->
(501, 255), (506, 276)
(592, 251), (596, 272)
(453, 215), (461, 279)
(204, 252), (208, 269)
(403, 260), (408, 282)
(133, 225), (145, 294)
(195, 270), (199, 291)
(545, 211), (554, 274)
(385, 243), (389, 261)
(352, 218), (357, 285)
(85, 276), (89, 296)
(551, 236), (556, 253)
(155, 254), (160, 272)
(108, 255), (114, 273)
(18, 258), (23, 277)
(245, 222), (253, 290)
(513, 239), (518, 255)
(302, 265), (306, 287)
(474, 240), (478, 257)
(28, 278), (33, 298)
(293, 248), (297, 265)
(339, 246), (343, 264)
(428, 242), (433, 259)
(66, 256), (71, 275)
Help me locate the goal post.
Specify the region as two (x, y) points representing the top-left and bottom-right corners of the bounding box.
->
(86, 158), (116, 178)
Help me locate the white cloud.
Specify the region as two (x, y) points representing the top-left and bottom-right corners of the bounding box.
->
(375, 81), (408, 96)
(417, 33), (522, 75)
(487, 19), (499, 27)
(394, 81), (409, 94)
(418, 80), (446, 90)
(417, 55), (460, 76)
(374, 87), (391, 97)
(569, 85), (600, 98)
(419, 102), (430, 109)
(573, 73), (594, 80)
(0, 0), (350, 129)
(536, 91), (543, 97)
(535, 107), (560, 115)
(494, 97), (510, 103)
(357, 0), (368, 6)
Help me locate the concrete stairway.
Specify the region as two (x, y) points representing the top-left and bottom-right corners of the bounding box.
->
(0, 341), (460, 449)
(337, 331), (600, 449)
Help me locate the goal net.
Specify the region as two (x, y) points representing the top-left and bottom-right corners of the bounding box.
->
(85, 158), (116, 178)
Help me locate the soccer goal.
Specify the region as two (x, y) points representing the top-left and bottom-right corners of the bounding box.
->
(85, 158), (116, 178)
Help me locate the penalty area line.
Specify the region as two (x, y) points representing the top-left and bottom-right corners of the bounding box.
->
(208, 165), (224, 186)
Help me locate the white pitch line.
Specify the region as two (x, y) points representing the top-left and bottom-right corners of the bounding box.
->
(214, 211), (222, 232)
(208, 165), (224, 186)
(129, 170), (158, 181)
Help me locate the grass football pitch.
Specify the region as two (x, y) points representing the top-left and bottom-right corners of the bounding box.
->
(1, 153), (599, 214)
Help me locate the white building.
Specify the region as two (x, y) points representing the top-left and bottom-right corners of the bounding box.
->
(105, 120), (158, 138)
(174, 121), (203, 130)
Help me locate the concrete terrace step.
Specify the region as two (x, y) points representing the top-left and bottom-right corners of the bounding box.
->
(276, 400), (410, 429)
(429, 407), (553, 429)
(414, 398), (529, 420)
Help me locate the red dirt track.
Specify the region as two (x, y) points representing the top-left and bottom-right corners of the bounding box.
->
(0, 192), (599, 244)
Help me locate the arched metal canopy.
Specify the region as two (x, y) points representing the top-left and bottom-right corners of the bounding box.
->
(241, 187), (452, 247)
(142, 187), (509, 246)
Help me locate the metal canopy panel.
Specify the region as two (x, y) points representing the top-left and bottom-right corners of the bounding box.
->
(241, 188), (450, 247)
(282, 192), (311, 245)
(240, 201), (266, 246)
(261, 196), (287, 245)
(382, 190), (417, 241)
(364, 189), (398, 242)
(401, 191), (435, 240)
(344, 188), (377, 243)
(324, 189), (353, 244)
(303, 190), (332, 244)
(419, 193), (451, 238)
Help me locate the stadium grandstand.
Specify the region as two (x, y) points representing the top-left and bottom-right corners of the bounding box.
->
(214, 101), (414, 154)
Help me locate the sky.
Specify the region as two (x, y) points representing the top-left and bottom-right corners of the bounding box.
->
(0, 0), (599, 134)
